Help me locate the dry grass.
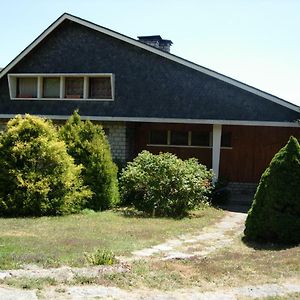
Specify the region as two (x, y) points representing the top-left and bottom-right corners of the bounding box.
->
(0, 206), (223, 269)
(99, 235), (300, 291)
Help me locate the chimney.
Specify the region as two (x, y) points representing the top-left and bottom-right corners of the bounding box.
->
(138, 35), (173, 53)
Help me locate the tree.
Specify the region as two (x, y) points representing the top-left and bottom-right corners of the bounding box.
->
(60, 111), (119, 211)
(244, 136), (300, 244)
(0, 115), (91, 216)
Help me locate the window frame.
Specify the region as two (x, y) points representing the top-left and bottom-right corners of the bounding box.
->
(8, 73), (115, 101)
(147, 130), (232, 149)
(16, 77), (38, 98)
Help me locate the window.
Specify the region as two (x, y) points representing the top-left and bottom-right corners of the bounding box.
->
(89, 77), (112, 99)
(17, 77), (37, 98)
(8, 74), (114, 101)
(149, 130), (168, 145)
(147, 130), (232, 149)
(65, 77), (84, 98)
(170, 131), (188, 145)
(221, 132), (232, 147)
(191, 132), (210, 146)
(43, 77), (60, 98)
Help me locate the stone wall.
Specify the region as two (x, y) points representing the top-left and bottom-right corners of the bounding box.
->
(0, 123), (6, 131)
(227, 181), (258, 194)
(103, 122), (128, 164)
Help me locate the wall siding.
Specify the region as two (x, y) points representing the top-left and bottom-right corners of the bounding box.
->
(134, 123), (300, 183)
(219, 125), (300, 182)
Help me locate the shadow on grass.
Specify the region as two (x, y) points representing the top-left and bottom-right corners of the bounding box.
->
(113, 207), (195, 220)
(114, 207), (151, 219)
(241, 235), (299, 251)
(214, 203), (250, 214)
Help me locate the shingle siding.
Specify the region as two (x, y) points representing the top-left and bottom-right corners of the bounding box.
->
(0, 20), (298, 122)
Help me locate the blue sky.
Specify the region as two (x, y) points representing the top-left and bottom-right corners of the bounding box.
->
(1, 0), (299, 105)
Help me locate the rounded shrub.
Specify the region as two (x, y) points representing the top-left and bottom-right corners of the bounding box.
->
(244, 136), (300, 244)
(0, 115), (91, 217)
(119, 151), (212, 217)
(60, 111), (119, 211)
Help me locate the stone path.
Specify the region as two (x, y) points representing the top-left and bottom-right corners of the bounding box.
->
(131, 210), (246, 261)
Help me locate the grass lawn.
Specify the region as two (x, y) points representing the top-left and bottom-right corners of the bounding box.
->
(0, 206), (223, 269)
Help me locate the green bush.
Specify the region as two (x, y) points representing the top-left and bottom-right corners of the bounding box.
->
(119, 151), (212, 217)
(84, 249), (117, 265)
(60, 111), (119, 211)
(244, 136), (300, 244)
(0, 115), (91, 217)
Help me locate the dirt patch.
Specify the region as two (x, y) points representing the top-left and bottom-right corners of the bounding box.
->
(35, 280), (300, 299)
(0, 264), (130, 282)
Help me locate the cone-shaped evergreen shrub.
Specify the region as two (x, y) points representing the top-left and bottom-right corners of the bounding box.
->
(244, 136), (300, 244)
(60, 111), (119, 211)
(0, 115), (91, 217)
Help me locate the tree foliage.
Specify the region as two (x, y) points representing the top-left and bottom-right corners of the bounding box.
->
(0, 115), (91, 216)
(60, 111), (119, 211)
(244, 136), (300, 244)
(119, 151), (212, 217)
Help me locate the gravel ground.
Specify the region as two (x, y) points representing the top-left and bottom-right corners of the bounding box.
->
(1, 281), (299, 300)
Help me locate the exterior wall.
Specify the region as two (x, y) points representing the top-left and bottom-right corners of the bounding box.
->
(219, 125), (300, 182)
(134, 122), (300, 183)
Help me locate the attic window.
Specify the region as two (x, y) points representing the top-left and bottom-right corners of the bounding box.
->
(17, 77), (37, 98)
(8, 73), (114, 101)
(89, 77), (112, 99)
(43, 77), (60, 98)
(65, 77), (84, 98)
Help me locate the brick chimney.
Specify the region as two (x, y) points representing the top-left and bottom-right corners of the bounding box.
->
(138, 35), (173, 53)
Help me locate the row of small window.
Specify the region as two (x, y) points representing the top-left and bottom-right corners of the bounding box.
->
(8, 74), (113, 100)
(148, 130), (232, 148)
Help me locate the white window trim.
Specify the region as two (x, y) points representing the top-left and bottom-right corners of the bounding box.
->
(8, 73), (115, 101)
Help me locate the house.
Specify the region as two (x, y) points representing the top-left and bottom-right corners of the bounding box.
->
(0, 13), (299, 191)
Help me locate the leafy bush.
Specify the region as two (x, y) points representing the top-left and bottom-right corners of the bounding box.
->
(119, 151), (212, 217)
(0, 115), (91, 217)
(60, 111), (119, 211)
(84, 249), (117, 265)
(244, 136), (300, 244)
